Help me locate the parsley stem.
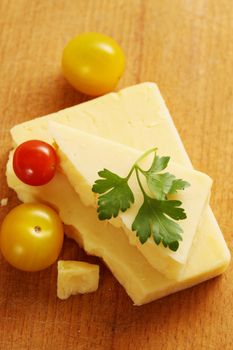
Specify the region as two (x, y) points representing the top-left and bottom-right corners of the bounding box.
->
(135, 147), (157, 166)
(125, 147), (157, 181)
(135, 166), (146, 196)
(126, 164), (136, 180)
(136, 165), (144, 174)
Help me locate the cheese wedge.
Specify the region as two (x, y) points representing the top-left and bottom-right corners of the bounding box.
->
(57, 260), (99, 300)
(49, 121), (212, 279)
(7, 82), (230, 304)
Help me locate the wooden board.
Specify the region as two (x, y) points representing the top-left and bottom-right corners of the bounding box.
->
(0, 1), (232, 349)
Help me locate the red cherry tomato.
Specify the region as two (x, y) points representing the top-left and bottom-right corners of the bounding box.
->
(13, 140), (58, 186)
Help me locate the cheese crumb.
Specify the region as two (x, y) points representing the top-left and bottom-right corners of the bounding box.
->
(1, 198), (8, 207)
(57, 260), (99, 300)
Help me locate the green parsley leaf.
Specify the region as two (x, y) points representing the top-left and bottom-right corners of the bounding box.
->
(92, 148), (190, 251)
(168, 178), (190, 195)
(132, 197), (184, 251)
(147, 153), (170, 173)
(92, 169), (134, 220)
(143, 153), (190, 200)
(146, 172), (175, 200)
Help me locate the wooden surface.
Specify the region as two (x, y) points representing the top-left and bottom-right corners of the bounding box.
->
(0, 1), (232, 349)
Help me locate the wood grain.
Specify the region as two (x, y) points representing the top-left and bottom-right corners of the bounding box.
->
(0, 0), (232, 349)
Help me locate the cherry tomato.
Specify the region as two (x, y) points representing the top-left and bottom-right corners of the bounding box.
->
(0, 203), (64, 272)
(13, 140), (58, 186)
(62, 32), (125, 96)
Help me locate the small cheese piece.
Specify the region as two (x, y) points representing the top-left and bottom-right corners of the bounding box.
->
(49, 121), (212, 279)
(57, 260), (99, 300)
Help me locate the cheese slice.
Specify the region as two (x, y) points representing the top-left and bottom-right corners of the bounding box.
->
(10, 83), (191, 167)
(49, 121), (212, 279)
(57, 260), (99, 300)
(6, 162), (229, 305)
(7, 82), (230, 304)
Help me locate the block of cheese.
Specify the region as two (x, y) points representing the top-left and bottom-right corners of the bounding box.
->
(49, 121), (212, 279)
(57, 260), (99, 300)
(10, 83), (191, 167)
(6, 163), (229, 305)
(7, 82), (230, 304)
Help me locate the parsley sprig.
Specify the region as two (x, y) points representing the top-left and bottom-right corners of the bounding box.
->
(92, 148), (190, 251)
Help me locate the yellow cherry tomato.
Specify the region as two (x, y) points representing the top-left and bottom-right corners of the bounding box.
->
(0, 203), (64, 272)
(62, 32), (125, 96)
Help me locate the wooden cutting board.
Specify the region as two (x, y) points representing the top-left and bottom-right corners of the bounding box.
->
(0, 1), (232, 349)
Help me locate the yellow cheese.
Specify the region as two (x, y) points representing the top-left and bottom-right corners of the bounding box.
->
(6, 164), (229, 305)
(10, 83), (191, 167)
(57, 260), (99, 300)
(7, 82), (230, 304)
(49, 121), (212, 279)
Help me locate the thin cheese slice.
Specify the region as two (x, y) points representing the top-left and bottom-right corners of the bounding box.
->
(49, 121), (212, 279)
